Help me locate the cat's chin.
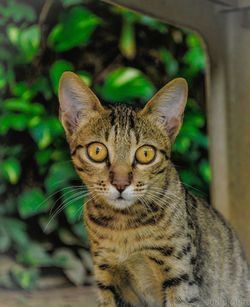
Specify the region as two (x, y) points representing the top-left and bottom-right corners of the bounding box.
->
(107, 198), (135, 210)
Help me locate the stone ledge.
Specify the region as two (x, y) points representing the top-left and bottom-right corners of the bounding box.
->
(0, 287), (97, 307)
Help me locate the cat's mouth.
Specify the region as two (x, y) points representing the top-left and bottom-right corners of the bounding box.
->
(114, 194), (132, 203)
(104, 185), (138, 209)
(110, 198), (134, 209)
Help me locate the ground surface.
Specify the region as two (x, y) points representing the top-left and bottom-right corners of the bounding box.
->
(0, 287), (97, 307)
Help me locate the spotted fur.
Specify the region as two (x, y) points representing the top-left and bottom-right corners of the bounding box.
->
(59, 72), (250, 307)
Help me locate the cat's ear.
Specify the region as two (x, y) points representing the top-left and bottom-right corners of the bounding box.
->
(58, 71), (103, 136)
(140, 78), (188, 143)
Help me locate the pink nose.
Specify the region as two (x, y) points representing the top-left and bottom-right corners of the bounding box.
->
(109, 165), (132, 193)
(111, 178), (130, 192)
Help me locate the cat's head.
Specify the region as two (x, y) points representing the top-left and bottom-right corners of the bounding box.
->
(58, 72), (187, 210)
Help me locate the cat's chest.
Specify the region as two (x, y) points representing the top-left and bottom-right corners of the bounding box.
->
(95, 228), (154, 261)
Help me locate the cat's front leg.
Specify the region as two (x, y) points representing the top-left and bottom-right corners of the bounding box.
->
(163, 275), (202, 307)
(94, 265), (117, 307)
(96, 283), (117, 307)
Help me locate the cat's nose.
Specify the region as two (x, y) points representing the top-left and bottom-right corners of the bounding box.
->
(109, 165), (132, 193)
(112, 179), (130, 193)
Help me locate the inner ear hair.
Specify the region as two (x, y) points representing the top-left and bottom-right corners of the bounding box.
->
(140, 78), (188, 143)
(58, 71), (103, 136)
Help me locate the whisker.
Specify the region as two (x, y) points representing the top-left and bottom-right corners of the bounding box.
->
(44, 190), (87, 232)
(180, 181), (207, 197)
(33, 185), (87, 217)
(49, 186), (87, 215)
(74, 195), (96, 221)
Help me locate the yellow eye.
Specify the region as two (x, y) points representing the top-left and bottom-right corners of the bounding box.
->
(135, 145), (156, 164)
(87, 142), (108, 162)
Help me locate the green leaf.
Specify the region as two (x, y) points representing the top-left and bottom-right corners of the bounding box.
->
(0, 145), (22, 157)
(30, 121), (51, 149)
(159, 48), (178, 77)
(50, 60), (74, 94)
(53, 249), (70, 268)
(119, 17), (136, 59)
(0, 223), (11, 252)
(77, 70), (92, 86)
(45, 162), (77, 193)
(19, 25), (41, 62)
(98, 67), (155, 102)
(2, 2), (36, 22)
(140, 15), (168, 33)
(4, 218), (29, 248)
(4, 99), (45, 115)
(0, 158), (21, 184)
(7, 25), (41, 62)
(48, 7), (100, 52)
(10, 78), (52, 101)
(17, 243), (53, 267)
(78, 249), (93, 271)
(179, 169), (201, 189)
(7, 24), (19, 45)
(30, 117), (64, 149)
(62, 188), (84, 224)
(10, 265), (39, 290)
(0, 113), (31, 134)
(183, 33), (205, 77)
(72, 223), (89, 243)
(0, 64), (6, 90)
(173, 136), (191, 154)
(39, 216), (58, 234)
(53, 248), (86, 285)
(199, 160), (211, 183)
(58, 229), (81, 245)
(35, 148), (53, 166)
(33, 77), (53, 100)
(50, 149), (69, 162)
(11, 82), (33, 99)
(18, 188), (50, 218)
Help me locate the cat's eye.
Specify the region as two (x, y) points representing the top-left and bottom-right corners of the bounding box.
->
(87, 142), (108, 162)
(135, 145), (156, 164)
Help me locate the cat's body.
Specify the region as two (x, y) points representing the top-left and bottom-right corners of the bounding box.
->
(84, 185), (249, 307)
(58, 72), (250, 306)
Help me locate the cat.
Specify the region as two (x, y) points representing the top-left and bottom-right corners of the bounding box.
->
(58, 71), (250, 307)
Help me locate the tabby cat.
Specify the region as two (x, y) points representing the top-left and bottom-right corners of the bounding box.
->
(58, 71), (250, 307)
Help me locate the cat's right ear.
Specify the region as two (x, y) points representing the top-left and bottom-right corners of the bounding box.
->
(58, 71), (103, 137)
(139, 78), (188, 143)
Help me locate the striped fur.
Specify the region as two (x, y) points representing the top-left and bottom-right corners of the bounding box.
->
(59, 73), (250, 307)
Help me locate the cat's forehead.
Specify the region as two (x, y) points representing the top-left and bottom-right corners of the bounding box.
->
(108, 105), (138, 142)
(75, 103), (169, 150)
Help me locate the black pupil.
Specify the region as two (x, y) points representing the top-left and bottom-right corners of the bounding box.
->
(144, 150), (148, 157)
(96, 147), (100, 155)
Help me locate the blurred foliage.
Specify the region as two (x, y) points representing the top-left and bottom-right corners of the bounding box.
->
(0, 0), (209, 289)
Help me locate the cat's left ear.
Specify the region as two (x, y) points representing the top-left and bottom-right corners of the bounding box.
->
(140, 78), (188, 143)
(58, 71), (104, 137)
